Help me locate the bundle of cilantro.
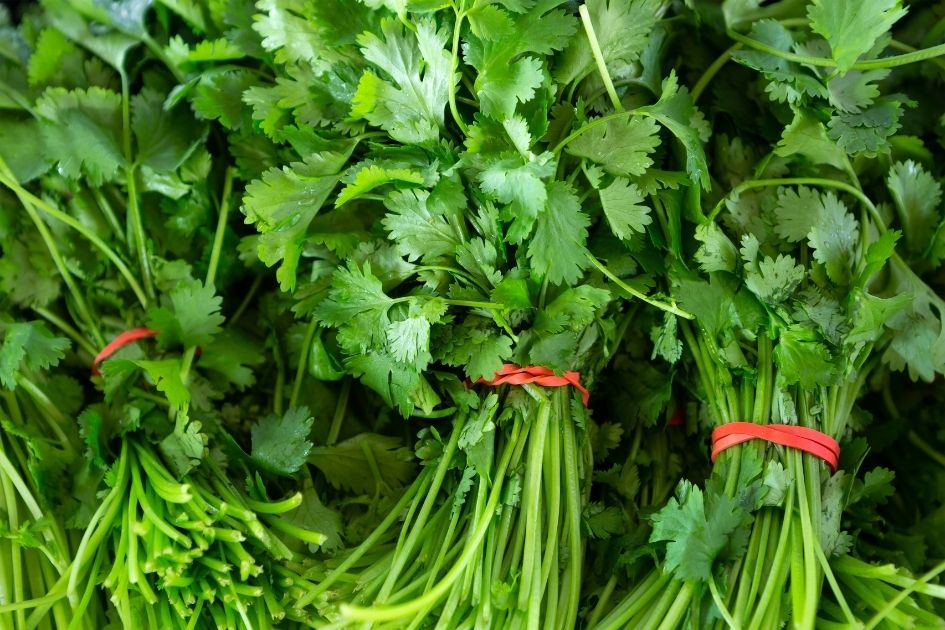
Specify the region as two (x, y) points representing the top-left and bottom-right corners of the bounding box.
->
(0, 1), (363, 627)
(226, 0), (709, 626)
(590, 1), (945, 628)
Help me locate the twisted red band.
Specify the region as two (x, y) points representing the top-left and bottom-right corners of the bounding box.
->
(91, 328), (158, 376)
(711, 422), (840, 471)
(475, 364), (590, 407)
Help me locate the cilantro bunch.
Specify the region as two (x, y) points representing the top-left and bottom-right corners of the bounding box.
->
(227, 0), (713, 626)
(0, 1), (374, 627)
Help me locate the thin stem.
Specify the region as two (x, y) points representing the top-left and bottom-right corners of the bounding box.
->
(290, 318), (318, 410)
(229, 275), (262, 325)
(728, 29), (945, 70)
(864, 558), (945, 630)
(326, 378), (351, 446)
(0, 171), (148, 308)
(4, 183), (105, 347)
(295, 469), (431, 607)
(123, 70), (155, 302)
(907, 431), (945, 468)
(708, 178), (883, 229)
(888, 40), (945, 72)
(205, 168), (235, 289)
(31, 307), (97, 358)
(552, 109), (637, 155)
(692, 43), (742, 103)
(579, 5), (621, 111)
(448, 10), (469, 135)
(709, 573), (738, 629)
(586, 253), (694, 319)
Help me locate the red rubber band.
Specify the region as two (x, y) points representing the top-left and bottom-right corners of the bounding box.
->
(91, 328), (158, 376)
(474, 364), (590, 407)
(711, 422), (840, 471)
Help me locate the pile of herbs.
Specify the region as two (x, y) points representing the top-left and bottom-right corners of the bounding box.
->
(1, 0), (945, 629)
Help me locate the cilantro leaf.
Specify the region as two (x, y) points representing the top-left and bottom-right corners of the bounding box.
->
(773, 326), (839, 389)
(382, 185), (464, 262)
(0, 321), (70, 389)
(808, 0), (907, 73)
(582, 502), (625, 540)
(528, 181), (590, 285)
(335, 163), (426, 207)
(315, 262), (395, 353)
(650, 480), (753, 582)
(436, 318), (514, 381)
(146, 280), (225, 349)
(566, 116), (660, 178)
(352, 18), (453, 144)
(309, 433), (416, 494)
(477, 152), (555, 243)
(827, 98), (902, 157)
(887, 160), (942, 257)
(242, 153), (349, 291)
(132, 88), (203, 173)
(534, 285), (611, 335)
(745, 254), (805, 305)
(599, 178), (652, 241)
(635, 73), (710, 189)
(251, 407), (314, 476)
(35, 86), (124, 185)
(694, 222), (739, 273)
(463, 2), (575, 119)
(808, 193), (859, 285)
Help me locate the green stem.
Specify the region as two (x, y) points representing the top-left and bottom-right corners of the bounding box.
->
(448, 10), (468, 135)
(229, 275), (262, 325)
(579, 4), (621, 111)
(586, 253), (693, 319)
(727, 29), (945, 70)
(376, 412), (468, 602)
(518, 398), (551, 620)
(31, 307), (98, 357)
(692, 44), (742, 103)
(560, 391), (584, 630)
(709, 573), (738, 629)
(122, 71), (155, 302)
(11, 190), (104, 347)
(290, 317), (318, 410)
(863, 558), (945, 630)
(907, 431), (945, 468)
(295, 468), (431, 608)
(708, 177), (883, 230)
(205, 168), (235, 289)
(326, 378), (351, 446)
(340, 422), (522, 623)
(0, 171), (148, 308)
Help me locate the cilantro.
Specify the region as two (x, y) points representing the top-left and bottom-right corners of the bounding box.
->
(0, 322), (70, 389)
(251, 407), (314, 476)
(808, 0), (906, 72)
(650, 479), (755, 582)
(528, 181), (590, 284)
(242, 155), (348, 291)
(352, 19), (453, 144)
(309, 433), (416, 494)
(146, 280), (225, 349)
(566, 116), (660, 178)
(35, 87), (124, 185)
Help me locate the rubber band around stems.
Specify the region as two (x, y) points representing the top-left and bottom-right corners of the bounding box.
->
(474, 364), (590, 407)
(91, 328), (159, 376)
(711, 422), (840, 471)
